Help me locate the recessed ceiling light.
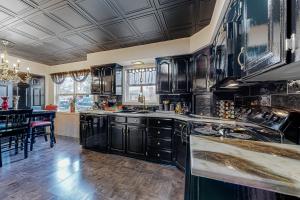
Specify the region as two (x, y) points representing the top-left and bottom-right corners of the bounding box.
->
(132, 61), (144, 65)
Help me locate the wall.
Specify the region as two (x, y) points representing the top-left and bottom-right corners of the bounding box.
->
(6, 55), (51, 105)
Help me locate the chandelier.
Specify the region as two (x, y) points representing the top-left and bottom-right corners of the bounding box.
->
(0, 40), (31, 84)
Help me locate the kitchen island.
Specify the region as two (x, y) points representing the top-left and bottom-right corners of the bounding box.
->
(187, 135), (300, 199)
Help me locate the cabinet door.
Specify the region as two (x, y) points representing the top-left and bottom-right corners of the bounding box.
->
(175, 131), (186, 171)
(241, 0), (286, 76)
(214, 25), (227, 83)
(109, 124), (125, 153)
(101, 67), (114, 95)
(126, 125), (145, 157)
(173, 56), (190, 93)
(156, 58), (172, 93)
(91, 68), (101, 94)
(97, 116), (108, 151)
(32, 88), (42, 106)
(193, 52), (210, 92)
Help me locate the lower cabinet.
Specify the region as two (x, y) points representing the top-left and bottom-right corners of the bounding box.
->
(80, 114), (108, 152)
(81, 115), (178, 165)
(109, 123), (126, 154)
(126, 125), (146, 158)
(146, 118), (174, 164)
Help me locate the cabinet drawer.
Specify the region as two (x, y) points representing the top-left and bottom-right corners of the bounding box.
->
(148, 118), (173, 127)
(174, 120), (186, 131)
(147, 137), (171, 150)
(110, 116), (126, 123)
(127, 117), (146, 125)
(147, 127), (172, 139)
(147, 148), (172, 162)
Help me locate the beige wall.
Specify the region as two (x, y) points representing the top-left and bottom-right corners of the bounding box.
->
(7, 55), (51, 105)
(45, 0), (229, 104)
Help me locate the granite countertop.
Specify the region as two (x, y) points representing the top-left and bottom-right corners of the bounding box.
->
(190, 135), (300, 197)
(80, 110), (258, 127)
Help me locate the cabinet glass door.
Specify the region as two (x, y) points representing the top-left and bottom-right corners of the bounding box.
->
(102, 67), (114, 95)
(173, 57), (189, 93)
(91, 68), (101, 94)
(242, 0), (286, 74)
(156, 59), (172, 93)
(193, 53), (209, 92)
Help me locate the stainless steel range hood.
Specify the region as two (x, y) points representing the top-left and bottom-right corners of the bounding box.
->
(243, 61), (300, 82)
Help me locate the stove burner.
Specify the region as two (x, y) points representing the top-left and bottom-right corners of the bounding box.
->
(227, 132), (252, 140)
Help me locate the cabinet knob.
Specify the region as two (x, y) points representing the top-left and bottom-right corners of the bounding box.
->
(179, 124), (182, 127)
(157, 142), (160, 146)
(157, 121), (160, 124)
(157, 131), (160, 134)
(157, 153), (160, 157)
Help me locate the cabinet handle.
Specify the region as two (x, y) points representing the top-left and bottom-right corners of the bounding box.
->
(237, 47), (245, 71)
(157, 153), (160, 157)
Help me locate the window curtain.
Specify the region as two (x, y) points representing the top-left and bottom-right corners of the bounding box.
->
(69, 69), (90, 82)
(50, 72), (68, 85)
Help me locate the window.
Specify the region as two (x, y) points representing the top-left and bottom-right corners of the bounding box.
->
(56, 75), (93, 111)
(124, 67), (158, 104)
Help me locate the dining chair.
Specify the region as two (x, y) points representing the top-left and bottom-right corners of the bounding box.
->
(0, 109), (32, 167)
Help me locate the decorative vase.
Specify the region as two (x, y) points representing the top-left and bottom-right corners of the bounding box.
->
(1, 96), (9, 110)
(13, 96), (20, 110)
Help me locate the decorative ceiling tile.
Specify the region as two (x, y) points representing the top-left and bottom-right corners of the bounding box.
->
(50, 4), (91, 28)
(0, 0), (32, 14)
(129, 14), (161, 35)
(103, 21), (136, 39)
(29, 13), (69, 34)
(44, 38), (74, 50)
(76, 0), (119, 23)
(82, 28), (113, 44)
(64, 34), (92, 46)
(0, 30), (36, 45)
(161, 2), (194, 30)
(15, 23), (51, 39)
(0, 11), (12, 22)
(113, 0), (153, 15)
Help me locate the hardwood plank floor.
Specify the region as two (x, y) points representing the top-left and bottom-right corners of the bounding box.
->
(0, 136), (185, 200)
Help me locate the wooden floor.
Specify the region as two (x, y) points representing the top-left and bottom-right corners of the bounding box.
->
(0, 136), (185, 200)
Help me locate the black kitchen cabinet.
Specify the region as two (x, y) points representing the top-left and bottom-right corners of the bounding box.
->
(109, 123), (126, 154)
(174, 120), (187, 171)
(126, 125), (146, 157)
(80, 114), (108, 152)
(192, 47), (213, 92)
(173, 55), (191, 93)
(156, 56), (191, 94)
(146, 118), (174, 164)
(91, 64), (123, 95)
(156, 58), (172, 93)
(213, 23), (228, 84)
(240, 0), (287, 77)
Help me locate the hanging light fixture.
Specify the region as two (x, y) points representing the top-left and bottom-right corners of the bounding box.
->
(0, 39), (31, 84)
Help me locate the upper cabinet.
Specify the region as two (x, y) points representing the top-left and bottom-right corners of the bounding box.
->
(192, 47), (213, 92)
(156, 55), (191, 94)
(91, 64), (123, 95)
(156, 58), (172, 94)
(239, 0), (287, 77)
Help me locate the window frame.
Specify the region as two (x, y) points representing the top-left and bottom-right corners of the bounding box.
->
(56, 74), (93, 111)
(123, 66), (159, 105)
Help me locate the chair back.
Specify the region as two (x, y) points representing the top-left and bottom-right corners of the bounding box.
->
(45, 105), (58, 111)
(0, 109), (33, 136)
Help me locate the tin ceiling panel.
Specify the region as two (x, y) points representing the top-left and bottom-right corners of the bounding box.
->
(0, 0), (216, 65)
